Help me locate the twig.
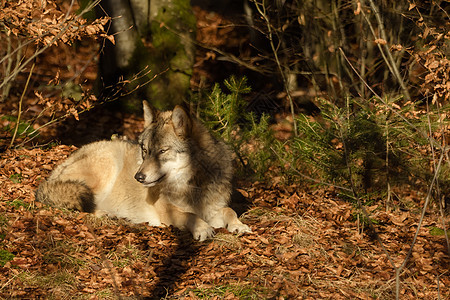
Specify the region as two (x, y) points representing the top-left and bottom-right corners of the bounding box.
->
(337, 124), (397, 270)
(9, 62), (35, 148)
(395, 151), (445, 299)
(158, 16), (270, 76)
(339, 44), (449, 300)
(338, 47), (443, 151)
(340, 35), (449, 297)
(0, 0), (102, 90)
(17, 67), (164, 147)
(252, 0), (298, 136)
(426, 98), (450, 256)
(84, 223), (123, 299)
(0, 271), (22, 291)
(1, 33), (13, 102)
(365, 0), (411, 101)
(437, 270), (448, 300)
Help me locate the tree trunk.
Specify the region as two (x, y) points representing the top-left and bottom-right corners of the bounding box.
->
(97, 0), (196, 110)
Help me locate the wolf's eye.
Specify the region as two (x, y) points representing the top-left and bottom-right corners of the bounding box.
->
(159, 148), (169, 154)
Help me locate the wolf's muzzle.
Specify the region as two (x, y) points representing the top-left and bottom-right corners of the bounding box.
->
(134, 172), (146, 183)
(134, 172), (165, 186)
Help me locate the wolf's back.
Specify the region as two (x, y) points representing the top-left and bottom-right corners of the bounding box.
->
(36, 180), (96, 212)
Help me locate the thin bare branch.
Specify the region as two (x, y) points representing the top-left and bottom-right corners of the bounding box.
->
(9, 62), (35, 148)
(252, 0), (298, 136)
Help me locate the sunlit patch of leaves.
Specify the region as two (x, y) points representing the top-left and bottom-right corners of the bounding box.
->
(18, 271), (80, 299)
(41, 240), (87, 270)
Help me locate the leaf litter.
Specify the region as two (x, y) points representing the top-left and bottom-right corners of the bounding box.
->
(0, 3), (449, 300)
(0, 145), (449, 299)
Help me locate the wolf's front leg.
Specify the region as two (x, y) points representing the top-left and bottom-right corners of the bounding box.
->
(208, 207), (252, 234)
(185, 214), (215, 241)
(155, 201), (215, 241)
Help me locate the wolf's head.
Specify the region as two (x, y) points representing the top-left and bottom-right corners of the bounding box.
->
(134, 101), (194, 187)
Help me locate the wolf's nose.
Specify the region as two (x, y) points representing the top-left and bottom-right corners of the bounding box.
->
(134, 172), (145, 183)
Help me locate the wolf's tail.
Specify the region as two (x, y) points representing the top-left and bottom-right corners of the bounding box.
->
(35, 180), (96, 212)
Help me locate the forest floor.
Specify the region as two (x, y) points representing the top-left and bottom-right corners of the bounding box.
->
(0, 146), (449, 299)
(0, 3), (449, 300)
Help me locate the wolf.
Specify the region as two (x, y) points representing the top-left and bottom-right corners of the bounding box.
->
(36, 101), (251, 241)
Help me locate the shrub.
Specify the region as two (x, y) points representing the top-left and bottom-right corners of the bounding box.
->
(194, 76), (276, 179)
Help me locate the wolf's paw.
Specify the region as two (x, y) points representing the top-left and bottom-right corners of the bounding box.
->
(227, 222), (252, 235)
(192, 224), (215, 242)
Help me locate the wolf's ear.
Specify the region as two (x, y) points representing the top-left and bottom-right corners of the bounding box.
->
(172, 106), (192, 137)
(143, 100), (156, 127)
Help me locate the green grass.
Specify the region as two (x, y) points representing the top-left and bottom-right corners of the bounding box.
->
(212, 232), (242, 250)
(107, 244), (147, 268)
(0, 249), (14, 267)
(12, 270), (117, 300)
(18, 271), (80, 299)
(42, 240), (87, 269)
(8, 199), (32, 210)
(9, 173), (22, 184)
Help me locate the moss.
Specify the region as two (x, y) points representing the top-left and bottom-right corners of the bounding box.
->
(143, 0), (195, 108)
(152, 0), (196, 31)
(144, 70), (191, 109)
(0, 249), (14, 267)
(100, 0), (196, 110)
